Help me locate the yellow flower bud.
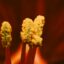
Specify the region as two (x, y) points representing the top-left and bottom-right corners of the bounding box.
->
(1, 21), (12, 33)
(31, 39), (37, 45)
(20, 15), (45, 46)
(31, 35), (43, 45)
(0, 21), (12, 47)
(21, 18), (34, 43)
(22, 18), (33, 31)
(33, 15), (45, 36)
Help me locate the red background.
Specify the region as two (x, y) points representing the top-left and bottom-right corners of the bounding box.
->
(0, 0), (64, 64)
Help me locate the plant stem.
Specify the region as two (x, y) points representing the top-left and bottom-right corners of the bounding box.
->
(26, 45), (37, 64)
(21, 43), (26, 64)
(5, 47), (11, 64)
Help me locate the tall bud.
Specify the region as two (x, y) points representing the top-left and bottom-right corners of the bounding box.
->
(0, 21), (12, 47)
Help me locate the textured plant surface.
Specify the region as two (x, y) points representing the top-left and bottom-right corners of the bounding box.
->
(0, 21), (12, 47)
(20, 15), (45, 46)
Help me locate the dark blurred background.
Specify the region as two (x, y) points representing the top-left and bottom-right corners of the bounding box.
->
(0, 0), (64, 64)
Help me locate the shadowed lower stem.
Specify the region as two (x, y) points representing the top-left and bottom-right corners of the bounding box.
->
(5, 47), (11, 64)
(26, 45), (37, 64)
(21, 43), (26, 64)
